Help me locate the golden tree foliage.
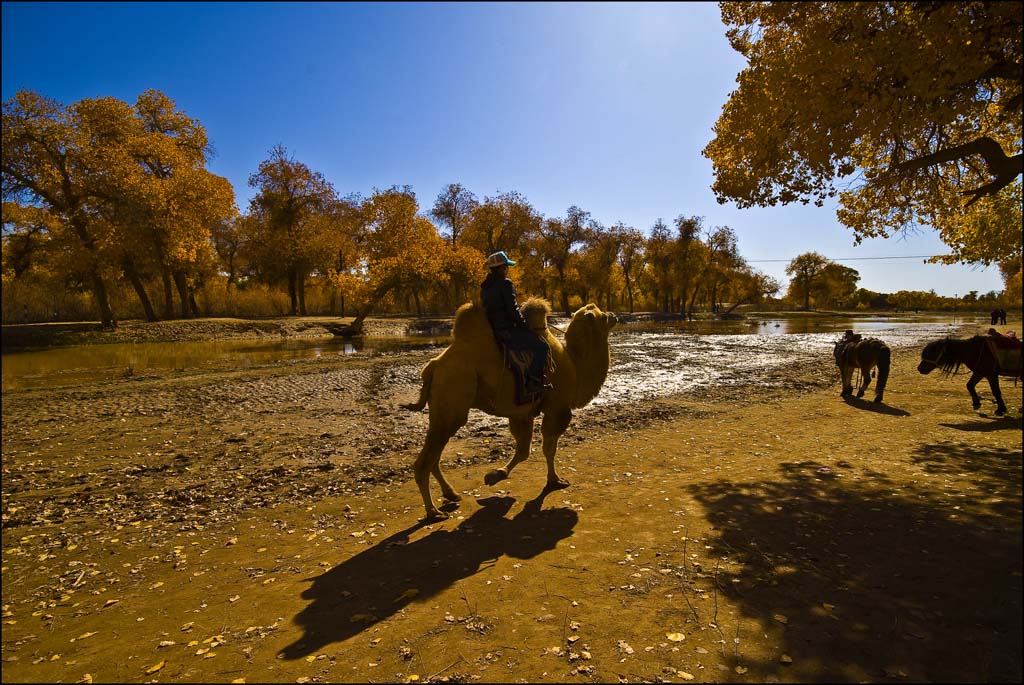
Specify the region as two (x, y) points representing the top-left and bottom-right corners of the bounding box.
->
(246, 145), (338, 315)
(2, 89), (236, 324)
(704, 1), (1022, 265)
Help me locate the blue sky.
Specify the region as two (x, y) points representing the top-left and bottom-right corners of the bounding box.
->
(1, 1), (1005, 297)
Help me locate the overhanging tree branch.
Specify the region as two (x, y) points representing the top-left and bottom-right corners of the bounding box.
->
(895, 136), (1023, 206)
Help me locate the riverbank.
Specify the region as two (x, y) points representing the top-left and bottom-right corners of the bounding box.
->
(3, 308), (1007, 351)
(1, 322), (1020, 682)
(0, 316), (420, 351)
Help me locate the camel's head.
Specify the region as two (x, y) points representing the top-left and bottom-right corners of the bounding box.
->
(566, 303), (617, 342)
(563, 304), (616, 409)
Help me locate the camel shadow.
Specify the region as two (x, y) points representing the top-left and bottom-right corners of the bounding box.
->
(841, 395), (910, 416)
(279, 488), (577, 659)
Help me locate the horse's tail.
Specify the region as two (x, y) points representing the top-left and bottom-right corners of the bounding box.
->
(401, 360), (435, 411)
(876, 344), (891, 397)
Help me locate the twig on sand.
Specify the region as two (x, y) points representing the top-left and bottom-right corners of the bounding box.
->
(427, 655), (467, 681)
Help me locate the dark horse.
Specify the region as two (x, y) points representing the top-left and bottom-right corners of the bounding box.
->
(918, 336), (1021, 416)
(833, 337), (890, 402)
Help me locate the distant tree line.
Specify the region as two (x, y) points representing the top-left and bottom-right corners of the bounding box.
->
(3, 90), (1019, 328)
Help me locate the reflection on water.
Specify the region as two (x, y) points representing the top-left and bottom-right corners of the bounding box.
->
(1, 335), (449, 391)
(1, 315), (985, 393)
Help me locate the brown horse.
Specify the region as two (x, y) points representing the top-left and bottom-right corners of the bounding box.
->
(918, 336), (1020, 416)
(833, 337), (890, 403)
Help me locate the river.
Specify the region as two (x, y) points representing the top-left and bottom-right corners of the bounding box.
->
(1, 314), (983, 395)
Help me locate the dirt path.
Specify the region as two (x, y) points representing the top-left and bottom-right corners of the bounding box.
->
(2, 342), (1021, 683)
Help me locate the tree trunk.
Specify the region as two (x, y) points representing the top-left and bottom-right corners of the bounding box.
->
(90, 269), (117, 330)
(722, 300), (744, 315)
(123, 257), (158, 322)
(69, 218), (116, 328)
(172, 270), (192, 318)
(288, 269), (299, 316)
(225, 255), (236, 289)
(161, 266), (175, 319)
(413, 290), (422, 317)
(298, 272), (307, 316)
(342, 278), (401, 335)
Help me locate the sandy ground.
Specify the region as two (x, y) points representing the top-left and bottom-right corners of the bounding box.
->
(1, 319), (1021, 684)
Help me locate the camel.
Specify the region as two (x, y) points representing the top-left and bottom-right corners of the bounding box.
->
(402, 298), (617, 521)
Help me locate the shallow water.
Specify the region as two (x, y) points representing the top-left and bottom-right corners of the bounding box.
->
(1, 314), (984, 393)
(593, 315), (977, 407)
(0, 335), (450, 391)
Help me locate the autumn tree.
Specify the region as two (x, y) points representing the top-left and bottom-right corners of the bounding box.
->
(704, 2), (1022, 265)
(2, 92), (129, 327)
(539, 206), (592, 316)
(460, 191), (541, 256)
(673, 215), (703, 315)
(430, 183), (478, 246)
(785, 251), (832, 310)
(718, 263), (781, 314)
(696, 225), (741, 312)
(3, 89), (235, 325)
(428, 183), (482, 304)
(812, 262), (861, 309)
(576, 222), (621, 312)
(341, 187), (450, 332)
(643, 219), (675, 312)
(999, 257), (1022, 307)
(246, 145), (338, 316)
(128, 90), (235, 319)
(320, 193), (365, 316)
(612, 223), (646, 313)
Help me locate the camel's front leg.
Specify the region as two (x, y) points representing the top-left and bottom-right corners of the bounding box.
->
(540, 408), (572, 488)
(485, 416), (534, 486)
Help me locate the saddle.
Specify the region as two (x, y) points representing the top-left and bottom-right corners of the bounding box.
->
(836, 339), (861, 367)
(497, 331), (552, 405)
(986, 330), (1022, 377)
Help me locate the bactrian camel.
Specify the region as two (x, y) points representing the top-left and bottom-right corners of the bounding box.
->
(402, 298), (617, 520)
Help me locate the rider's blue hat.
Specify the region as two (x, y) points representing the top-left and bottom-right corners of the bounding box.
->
(486, 251), (516, 268)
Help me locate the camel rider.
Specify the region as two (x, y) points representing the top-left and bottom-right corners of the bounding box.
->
(481, 251), (551, 401)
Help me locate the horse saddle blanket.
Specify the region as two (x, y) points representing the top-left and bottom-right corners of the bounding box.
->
(986, 336), (1022, 376)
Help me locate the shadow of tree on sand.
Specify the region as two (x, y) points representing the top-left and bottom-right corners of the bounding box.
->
(687, 456), (1022, 683)
(911, 441), (1022, 509)
(940, 415), (1024, 433)
(280, 490), (577, 659)
(841, 396), (910, 416)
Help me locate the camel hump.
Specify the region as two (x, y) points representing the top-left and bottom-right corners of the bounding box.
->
(452, 302), (491, 342)
(520, 297), (551, 334)
(451, 297), (552, 342)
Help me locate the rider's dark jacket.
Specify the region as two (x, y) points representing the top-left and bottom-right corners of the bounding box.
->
(480, 270), (528, 337)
